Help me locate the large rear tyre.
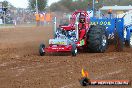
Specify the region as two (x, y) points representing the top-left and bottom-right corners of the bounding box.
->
(39, 44), (45, 56)
(87, 25), (108, 53)
(71, 43), (77, 56)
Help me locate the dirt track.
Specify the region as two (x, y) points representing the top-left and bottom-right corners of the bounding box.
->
(0, 26), (132, 88)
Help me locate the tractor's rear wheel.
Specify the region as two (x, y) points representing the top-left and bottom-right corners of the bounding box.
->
(87, 25), (108, 53)
(39, 43), (45, 56)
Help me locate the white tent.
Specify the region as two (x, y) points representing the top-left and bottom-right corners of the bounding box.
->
(98, 5), (132, 18)
(100, 5), (132, 11)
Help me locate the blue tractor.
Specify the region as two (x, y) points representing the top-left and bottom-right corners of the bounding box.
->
(89, 10), (132, 51)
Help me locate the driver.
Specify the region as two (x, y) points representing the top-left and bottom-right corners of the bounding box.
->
(78, 13), (86, 40)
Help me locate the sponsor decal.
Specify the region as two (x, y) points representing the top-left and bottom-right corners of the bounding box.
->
(80, 69), (130, 86)
(90, 21), (111, 26)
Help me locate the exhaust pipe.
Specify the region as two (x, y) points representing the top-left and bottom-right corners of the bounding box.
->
(53, 17), (57, 38)
(75, 21), (79, 40)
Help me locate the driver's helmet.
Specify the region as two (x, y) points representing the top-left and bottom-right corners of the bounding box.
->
(79, 13), (85, 23)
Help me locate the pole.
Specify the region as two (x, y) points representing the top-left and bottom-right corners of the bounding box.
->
(3, 11), (5, 26)
(36, 0), (38, 13)
(75, 19), (79, 40)
(93, 0), (95, 17)
(54, 17), (57, 38)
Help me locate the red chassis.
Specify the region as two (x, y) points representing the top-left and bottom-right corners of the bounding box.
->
(45, 45), (72, 52)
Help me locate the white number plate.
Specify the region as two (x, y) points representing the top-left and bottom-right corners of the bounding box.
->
(49, 39), (67, 45)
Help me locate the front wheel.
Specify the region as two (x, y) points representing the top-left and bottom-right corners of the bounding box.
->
(129, 33), (132, 48)
(39, 44), (45, 56)
(71, 44), (77, 56)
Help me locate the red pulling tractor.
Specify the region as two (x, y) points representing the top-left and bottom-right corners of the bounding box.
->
(39, 10), (108, 56)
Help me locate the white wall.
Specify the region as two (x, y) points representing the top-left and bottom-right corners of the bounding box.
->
(0, 19), (3, 24)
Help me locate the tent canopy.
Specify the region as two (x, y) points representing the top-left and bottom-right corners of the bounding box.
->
(100, 5), (132, 11)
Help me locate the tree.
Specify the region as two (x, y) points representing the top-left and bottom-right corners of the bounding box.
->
(28, 0), (47, 12)
(50, 0), (92, 12)
(50, 0), (132, 12)
(2, 0), (9, 8)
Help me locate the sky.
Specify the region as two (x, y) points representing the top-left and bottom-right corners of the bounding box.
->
(0, 0), (60, 8)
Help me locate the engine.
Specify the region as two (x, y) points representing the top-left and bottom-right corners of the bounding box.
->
(55, 28), (77, 42)
(68, 30), (77, 42)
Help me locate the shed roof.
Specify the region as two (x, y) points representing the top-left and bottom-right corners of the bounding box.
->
(100, 5), (132, 10)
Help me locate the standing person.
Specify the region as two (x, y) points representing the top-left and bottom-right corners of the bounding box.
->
(40, 13), (45, 26)
(45, 13), (51, 24)
(13, 18), (17, 26)
(35, 13), (40, 26)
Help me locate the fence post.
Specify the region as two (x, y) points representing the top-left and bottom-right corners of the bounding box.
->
(54, 17), (57, 38)
(3, 11), (5, 26)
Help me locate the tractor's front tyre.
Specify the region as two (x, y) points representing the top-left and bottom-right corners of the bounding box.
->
(129, 33), (132, 48)
(126, 33), (132, 48)
(87, 25), (108, 53)
(71, 43), (77, 56)
(39, 44), (45, 56)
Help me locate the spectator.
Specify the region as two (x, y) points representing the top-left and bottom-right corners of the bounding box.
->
(35, 13), (40, 26)
(40, 13), (45, 26)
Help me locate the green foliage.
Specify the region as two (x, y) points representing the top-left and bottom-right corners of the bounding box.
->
(2, 0), (9, 8)
(49, 0), (132, 12)
(28, 0), (47, 12)
(1, 0), (15, 10)
(50, 0), (92, 12)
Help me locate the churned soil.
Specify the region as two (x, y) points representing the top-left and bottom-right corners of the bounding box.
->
(0, 26), (131, 88)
